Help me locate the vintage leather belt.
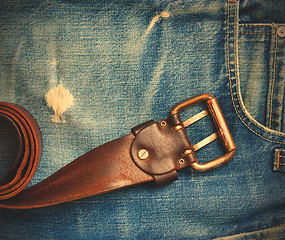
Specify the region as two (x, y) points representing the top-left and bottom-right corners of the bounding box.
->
(0, 94), (236, 209)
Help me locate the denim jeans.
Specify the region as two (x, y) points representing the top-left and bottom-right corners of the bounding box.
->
(0, 0), (284, 239)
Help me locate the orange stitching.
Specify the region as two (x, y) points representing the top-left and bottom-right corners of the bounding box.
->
(274, 154), (285, 158)
(240, 32), (272, 36)
(274, 163), (285, 166)
(240, 25), (274, 28)
(276, 151), (281, 169)
(226, 2), (285, 144)
(268, 29), (278, 129)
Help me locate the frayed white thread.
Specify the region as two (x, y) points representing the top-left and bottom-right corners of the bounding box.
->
(46, 84), (74, 123)
(144, 11), (170, 37)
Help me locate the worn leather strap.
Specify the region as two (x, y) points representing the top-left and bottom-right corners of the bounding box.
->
(0, 102), (152, 209)
(0, 103), (195, 209)
(0, 95), (236, 209)
(0, 134), (156, 209)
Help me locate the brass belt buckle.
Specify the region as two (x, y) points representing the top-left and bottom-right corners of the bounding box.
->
(170, 94), (236, 172)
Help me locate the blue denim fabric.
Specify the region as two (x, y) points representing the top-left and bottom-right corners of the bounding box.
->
(0, 0), (284, 239)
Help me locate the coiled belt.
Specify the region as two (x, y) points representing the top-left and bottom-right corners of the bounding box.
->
(0, 102), (42, 200)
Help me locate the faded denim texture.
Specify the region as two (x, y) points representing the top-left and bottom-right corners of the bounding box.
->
(0, 0), (284, 239)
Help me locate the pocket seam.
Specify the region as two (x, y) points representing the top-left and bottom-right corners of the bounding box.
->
(240, 32), (273, 36)
(226, 1), (285, 144)
(268, 28), (278, 129)
(238, 23), (280, 131)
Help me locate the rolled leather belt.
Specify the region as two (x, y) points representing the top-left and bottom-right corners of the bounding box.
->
(0, 102), (42, 201)
(0, 94), (236, 209)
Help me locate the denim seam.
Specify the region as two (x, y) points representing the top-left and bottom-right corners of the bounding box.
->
(239, 25), (277, 36)
(216, 224), (285, 239)
(232, 3), (278, 137)
(258, 223), (285, 232)
(226, 0), (285, 144)
(240, 32), (273, 35)
(268, 28), (279, 129)
(240, 25), (274, 28)
(273, 149), (285, 171)
(252, 233), (285, 240)
(238, 24), (280, 131)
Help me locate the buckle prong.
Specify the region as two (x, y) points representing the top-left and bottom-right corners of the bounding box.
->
(173, 109), (209, 131)
(191, 132), (219, 152)
(183, 109), (209, 128)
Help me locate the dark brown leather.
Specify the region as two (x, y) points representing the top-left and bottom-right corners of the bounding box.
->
(0, 95), (235, 209)
(0, 102), (42, 201)
(131, 115), (196, 185)
(0, 102), (192, 209)
(0, 133), (154, 209)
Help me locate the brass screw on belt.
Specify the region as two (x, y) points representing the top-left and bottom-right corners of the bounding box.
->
(160, 121), (167, 127)
(138, 149), (149, 160)
(179, 159), (185, 165)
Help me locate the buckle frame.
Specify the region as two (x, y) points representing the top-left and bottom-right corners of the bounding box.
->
(170, 94), (236, 172)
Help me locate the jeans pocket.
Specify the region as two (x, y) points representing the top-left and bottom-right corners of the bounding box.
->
(226, 0), (285, 144)
(239, 23), (285, 133)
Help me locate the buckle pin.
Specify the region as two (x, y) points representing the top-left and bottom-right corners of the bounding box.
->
(173, 109), (209, 131)
(191, 132), (219, 152)
(182, 109), (209, 128)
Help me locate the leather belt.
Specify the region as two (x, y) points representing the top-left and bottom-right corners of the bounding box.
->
(0, 94), (236, 209)
(0, 102), (42, 202)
